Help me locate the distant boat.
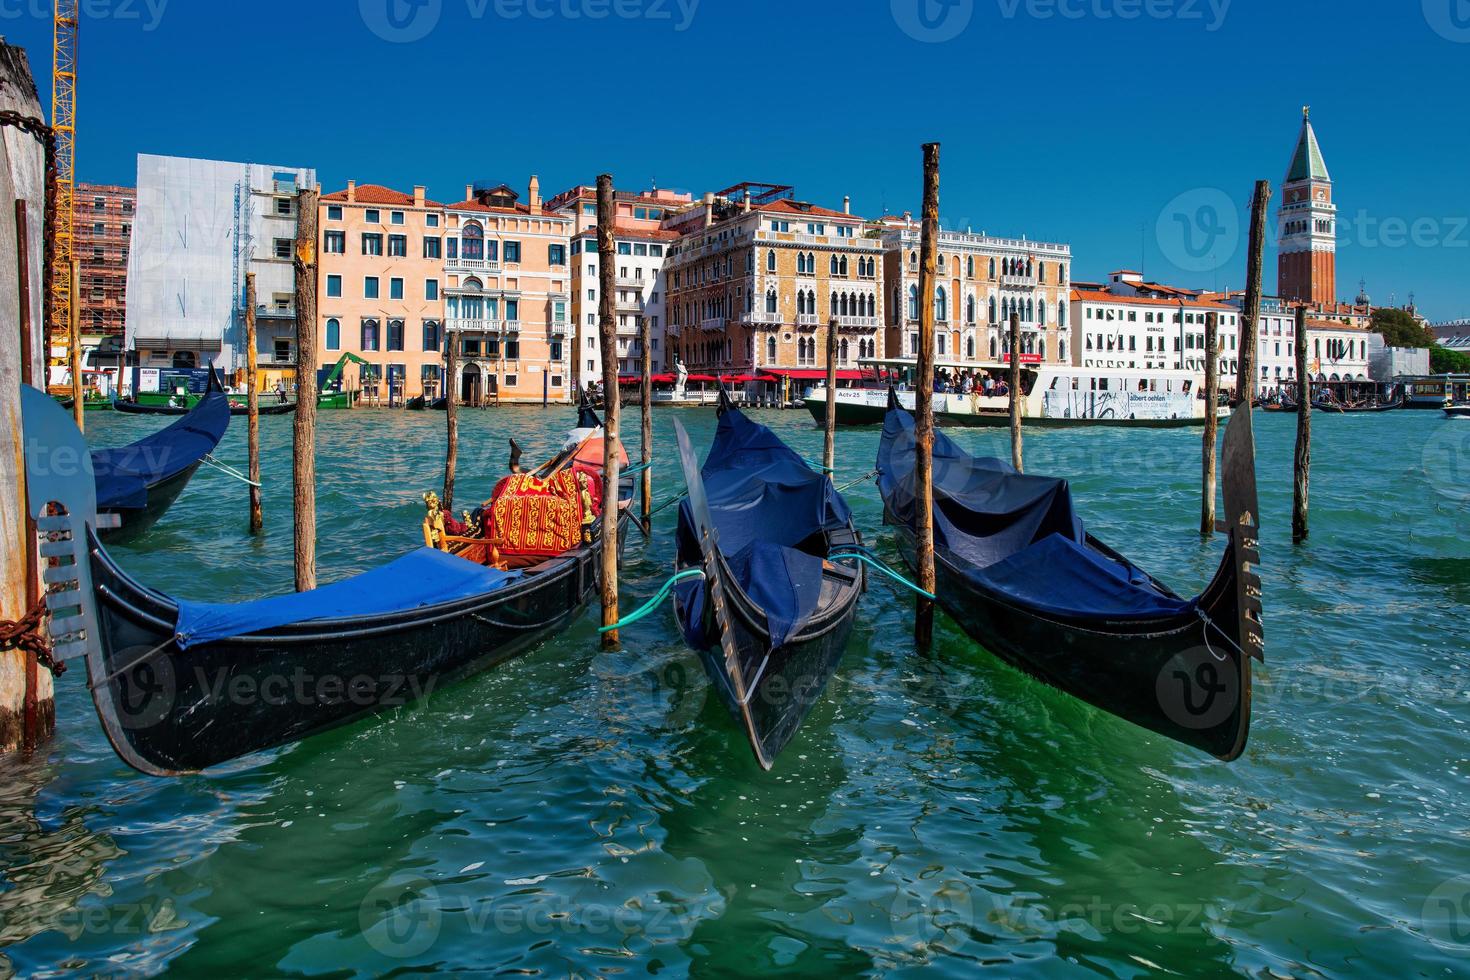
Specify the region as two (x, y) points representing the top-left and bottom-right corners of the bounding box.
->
(115, 397), (295, 418)
(405, 395), (427, 411)
(1445, 404), (1470, 420)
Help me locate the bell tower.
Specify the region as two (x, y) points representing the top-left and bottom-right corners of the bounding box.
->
(1277, 107), (1337, 307)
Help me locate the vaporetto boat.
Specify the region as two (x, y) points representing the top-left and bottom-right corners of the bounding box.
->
(805, 359), (1227, 428)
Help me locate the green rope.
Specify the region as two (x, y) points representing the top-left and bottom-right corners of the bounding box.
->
(829, 549), (936, 600)
(622, 461), (652, 477)
(799, 456), (836, 474)
(599, 569), (706, 633)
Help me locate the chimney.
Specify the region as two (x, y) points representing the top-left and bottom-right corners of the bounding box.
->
(466, 183), (474, 203)
(703, 191), (715, 229)
(903, 210), (913, 223)
(529, 174), (542, 214)
(743, 192), (751, 214)
(843, 195), (851, 215)
(413, 185), (426, 207)
(347, 179), (357, 203)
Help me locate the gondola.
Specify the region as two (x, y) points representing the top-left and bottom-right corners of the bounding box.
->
(671, 393), (864, 769)
(405, 395), (427, 411)
(429, 397), (449, 411)
(876, 390), (1263, 761)
(21, 390), (634, 776)
(1312, 397), (1403, 414)
(115, 397), (295, 418)
(91, 368), (232, 542)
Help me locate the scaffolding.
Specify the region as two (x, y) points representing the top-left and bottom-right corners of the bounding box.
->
(50, 0), (78, 372)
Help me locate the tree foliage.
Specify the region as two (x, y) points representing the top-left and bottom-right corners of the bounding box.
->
(1370, 308), (1434, 348)
(1430, 345), (1470, 374)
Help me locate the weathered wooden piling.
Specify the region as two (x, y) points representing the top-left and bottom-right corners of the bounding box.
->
(245, 273), (263, 534)
(1008, 311), (1023, 473)
(1237, 180), (1272, 407)
(292, 188), (320, 592)
(914, 143), (940, 649)
(1293, 304), (1311, 544)
(2, 40), (54, 753)
(597, 175), (621, 649)
(824, 316), (839, 475)
(68, 258), (81, 430)
(1201, 311), (1219, 536)
(639, 310), (653, 525)
(443, 331), (458, 513)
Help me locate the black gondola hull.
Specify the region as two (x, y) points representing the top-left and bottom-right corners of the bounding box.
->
(98, 461), (204, 544)
(85, 506), (631, 776)
(885, 517), (1251, 760)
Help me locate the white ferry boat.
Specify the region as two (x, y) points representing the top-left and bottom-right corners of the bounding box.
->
(805, 359), (1227, 428)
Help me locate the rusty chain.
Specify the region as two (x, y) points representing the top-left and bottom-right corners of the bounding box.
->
(0, 600), (66, 678)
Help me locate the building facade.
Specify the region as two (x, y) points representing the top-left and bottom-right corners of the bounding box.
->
(547, 184), (692, 386)
(880, 216), (1072, 367)
(663, 184), (884, 376)
(125, 154), (317, 383)
(318, 182), (447, 403)
(75, 182), (134, 361)
(1072, 272), (1242, 383)
(443, 179), (573, 405)
(1278, 109), (1337, 307)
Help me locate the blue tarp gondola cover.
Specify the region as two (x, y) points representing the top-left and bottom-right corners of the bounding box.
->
(676, 409), (852, 649)
(92, 387), (232, 511)
(174, 548), (522, 649)
(877, 405), (1195, 621)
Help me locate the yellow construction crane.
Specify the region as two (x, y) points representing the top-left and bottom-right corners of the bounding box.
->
(51, 0), (79, 386)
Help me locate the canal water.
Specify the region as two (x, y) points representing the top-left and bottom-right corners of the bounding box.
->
(1, 405), (1467, 976)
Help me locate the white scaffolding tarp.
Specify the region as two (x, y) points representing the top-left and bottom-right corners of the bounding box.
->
(125, 154), (315, 373)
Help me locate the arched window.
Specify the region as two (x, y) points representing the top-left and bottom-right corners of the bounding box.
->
(326, 318), (341, 351)
(767, 336), (777, 361)
(989, 257), (996, 279)
(1039, 337), (1047, 360)
(937, 333), (946, 355)
(1059, 338), (1066, 362)
(831, 292), (840, 316)
(990, 335), (998, 359)
(966, 295), (976, 323)
(830, 255), (839, 275)
(1038, 262), (1046, 283)
(1058, 302), (1067, 328)
(172, 350), (196, 369)
(461, 222), (484, 260)
(1038, 301), (1047, 326)
(936, 286), (948, 322)
(967, 256), (975, 278)
(866, 294), (876, 317)
(767, 250), (776, 272)
(966, 335), (975, 358)
(909, 251), (918, 270)
(840, 339), (850, 364)
(765, 289), (777, 314)
(908, 285), (919, 321)
(988, 296), (997, 323)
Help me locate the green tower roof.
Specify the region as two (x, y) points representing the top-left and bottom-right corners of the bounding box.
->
(1287, 111), (1330, 184)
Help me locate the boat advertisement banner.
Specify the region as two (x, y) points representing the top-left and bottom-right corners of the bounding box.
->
(1043, 390), (1195, 421)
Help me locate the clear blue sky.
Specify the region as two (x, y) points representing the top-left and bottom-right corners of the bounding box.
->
(5, 0), (1467, 317)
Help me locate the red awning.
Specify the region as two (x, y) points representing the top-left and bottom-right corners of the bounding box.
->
(759, 369), (870, 381)
(719, 373), (760, 384)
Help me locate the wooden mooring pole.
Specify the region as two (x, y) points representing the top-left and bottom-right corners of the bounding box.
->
(1293, 304), (1311, 544)
(68, 258), (82, 431)
(824, 316), (838, 474)
(292, 188), (320, 592)
(640, 312), (652, 526)
(245, 273), (263, 534)
(443, 332), (459, 513)
(597, 174), (622, 650)
(914, 142), (940, 650)
(14, 200), (44, 750)
(1008, 311), (1023, 473)
(1237, 180), (1272, 407)
(1201, 311), (1219, 536)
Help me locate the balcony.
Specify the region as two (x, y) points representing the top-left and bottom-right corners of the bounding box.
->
(835, 315), (879, 330)
(796, 313), (819, 327)
(617, 298), (646, 313)
(1000, 274), (1038, 289)
(616, 276), (645, 288)
(747, 310), (782, 325)
(550, 318), (569, 335)
(447, 318), (520, 333)
(449, 258), (501, 273)
(701, 317), (728, 332)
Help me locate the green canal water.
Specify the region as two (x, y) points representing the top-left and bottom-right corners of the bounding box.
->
(2, 406), (1468, 977)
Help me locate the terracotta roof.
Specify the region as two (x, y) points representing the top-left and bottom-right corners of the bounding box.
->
(1071, 288), (1234, 311)
(448, 200), (571, 219)
(575, 225), (680, 242)
(322, 184), (443, 208)
(1305, 318), (1370, 332)
(757, 199), (858, 221)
